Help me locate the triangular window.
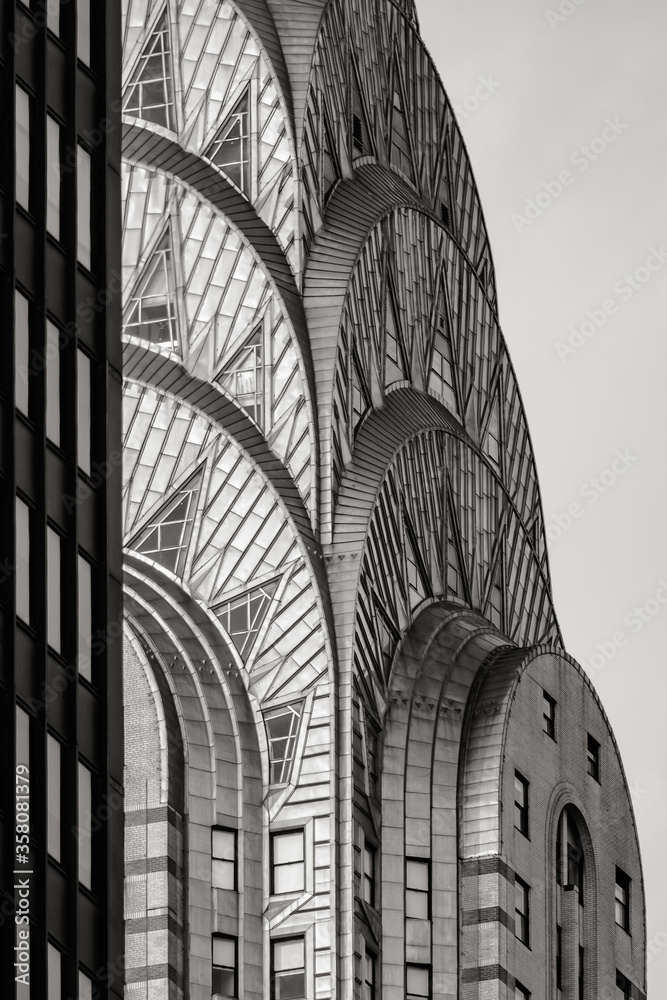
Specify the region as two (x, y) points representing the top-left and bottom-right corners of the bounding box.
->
(385, 285), (407, 385)
(428, 284), (458, 413)
(132, 467), (202, 575)
(124, 12), (176, 131)
(322, 105), (341, 201)
(205, 89), (251, 194)
(389, 73), (414, 181)
(351, 62), (374, 159)
(217, 326), (263, 424)
(124, 230), (179, 348)
(214, 577), (279, 661)
(263, 702), (304, 784)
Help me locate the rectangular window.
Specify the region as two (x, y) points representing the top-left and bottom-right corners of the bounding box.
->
(46, 116), (61, 239)
(16, 497), (31, 624)
(271, 830), (305, 894)
(578, 945), (584, 1000)
(77, 349), (91, 474)
(78, 971), (93, 1000)
(47, 0), (61, 36)
(77, 556), (92, 681)
(514, 771), (529, 837)
(405, 858), (430, 919)
(47, 734), (61, 861)
(363, 948), (376, 1000)
(406, 964), (430, 1000)
(78, 762), (92, 888)
(543, 691), (556, 739)
(514, 876), (530, 946)
(362, 842), (376, 907)
(616, 971), (630, 999)
(272, 937), (305, 1000)
(16, 85), (31, 211)
(47, 527), (62, 653)
(556, 925), (562, 990)
(15, 290), (30, 416)
(615, 867), (630, 932)
(212, 935), (236, 998)
(212, 828), (236, 890)
(77, 146), (92, 269)
(587, 734), (600, 781)
(48, 943), (61, 1000)
(46, 321), (61, 446)
(77, 0), (90, 66)
(515, 985), (530, 1000)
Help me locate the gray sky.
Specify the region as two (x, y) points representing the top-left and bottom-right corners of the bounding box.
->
(416, 0), (667, 987)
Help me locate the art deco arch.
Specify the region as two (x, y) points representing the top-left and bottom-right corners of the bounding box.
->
(122, 0), (300, 268)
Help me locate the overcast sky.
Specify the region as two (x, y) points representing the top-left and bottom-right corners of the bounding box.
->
(416, 0), (667, 988)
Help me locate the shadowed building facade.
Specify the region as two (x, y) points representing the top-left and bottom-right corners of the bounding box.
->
(118, 1), (646, 998)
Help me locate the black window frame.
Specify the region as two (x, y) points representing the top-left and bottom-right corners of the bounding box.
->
(514, 875), (530, 947)
(405, 857), (430, 920)
(271, 936), (306, 1000)
(615, 867), (631, 933)
(212, 827), (237, 891)
(587, 734), (600, 782)
(514, 770), (529, 837)
(543, 691), (556, 739)
(515, 982), (531, 1000)
(270, 828), (305, 895)
(212, 934), (237, 999)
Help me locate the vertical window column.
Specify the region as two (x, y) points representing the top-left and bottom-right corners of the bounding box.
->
(15, 497), (31, 624)
(77, 350), (91, 475)
(15, 291), (30, 416)
(46, 117), (62, 240)
(47, 527), (62, 653)
(16, 86), (31, 211)
(46, 322), (61, 446)
(77, 147), (92, 270)
(77, 556), (93, 682)
(47, 734), (61, 861)
(78, 762), (92, 888)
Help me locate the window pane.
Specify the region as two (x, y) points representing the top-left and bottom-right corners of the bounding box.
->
(47, 528), (62, 652)
(273, 862), (304, 895)
(406, 860), (429, 891)
(273, 938), (304, 972)
(77, 146), (92, 269)
(275, 972), (305, 1000)
(212, 967), (235, 997)
(16, 497), (31, 623)
(47, 0), (60, 36)
(213, 828), (236, 861)
(47, 117), (61, 239)
(406, 890), (429, 920)
(46, 321), (61, 445)
(213, 936), (235, 967)
(78, 971), (92, 1000)
(212, 859), (235, 890)
(406, 964), (429, 997)
(16, 706), (30, 770)
(48, 943), (61, 1000)
(78, 762), (92, 888)
(77, 350), (91, 474)
(77, 0), (90, 65)
(15, 291), (30, 416)
(78, 556), (92, 681)
(16, 86), (31, 210)
(47, 735), (61, 861)
(274, 831), (304, 865)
